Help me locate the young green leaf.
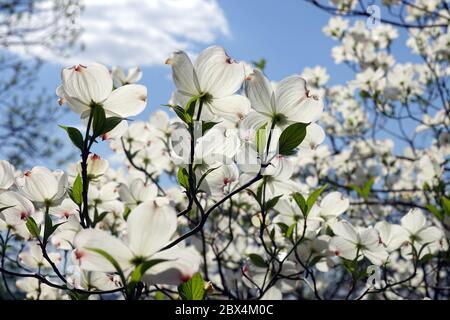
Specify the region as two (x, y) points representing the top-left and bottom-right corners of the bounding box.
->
(59, 125), (84, 151)
(425, 204), (443, 221)
(256, 123), (267, 154)
(129, 259), (168, 285)
(177, 167), (190, 191)
(292, 192), (307, 216)
(350, 177), (374, 201)
(265, 195), (282, 211)
(441, 196), (450, 217)
(170, 105), (192, 124)
(201, 121), (219, 135)
(306, 185), (327, 215)
(25, 216), (41, 238)
(71, 175), (83, 206)
(92, 104), (106, 138)
(248, 253), (268, 268)
(252, 58), (267, 71)
(278, 122), (309, 156)
(100, 117), (124, 136)
(185, 96), (198, 118)
(286, 223), (296, 239)
(178, 272), (206, 300)
(123, 207), (131, 221)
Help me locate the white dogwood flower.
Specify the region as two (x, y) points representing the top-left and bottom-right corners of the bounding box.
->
(243, 69), (324, 130)
(330, 220), (388, 265)
(73, 199), (200, 285)
(118, 178), (158, 209)
(77, 154), (109, 179)
(111, 66), (142, 87)
(400, 208), (445, 256)
(0, 191), (35, 226)
(57, 63), (147, 118)
(15, 166), (67, 207)
(166, 46), (250, 122)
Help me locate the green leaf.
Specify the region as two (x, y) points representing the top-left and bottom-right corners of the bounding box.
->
(252, 58), (266, 71)
(276, 222), (289, 234)
(196, 167), (219, 190)
(87, 248), (127, 286)
(25, 216), (40, 238)
(202, 121), (219, 135)
(255, 180), (265, 204)
(92, 104), (106, 138)
(292, 192), (307, 216)
(129, 259), (168, 285)
(59, 125), (84, 151)
(425, 204), (443, 221)
(185, 96), (198, 118)
(71, 175), (83, 206)
(256, 123), (267, 154)
(178, 272), (206, 300)
(359, 90), (370, 98)
(350, 177), (374, 201)
(361, 177), (375, 200)
(441, 196), (450, 217)
(169, 105), (192, 124)
(177, 167), (190, 191)
(123, 207), (131, 221)
(43, 211), (53, 245)
(93, 211), (109, 227)
(265, 195), (282, 211)
(306, 185), (327, 215)
(278, 122), (309, 156)
(248, 253), (268, 268)
(43, 211), (65, 245)
(100, 117), (124, 136)
(286, 223), (296, 239)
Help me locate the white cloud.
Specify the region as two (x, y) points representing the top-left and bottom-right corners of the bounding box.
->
(12, 0), (229, 67)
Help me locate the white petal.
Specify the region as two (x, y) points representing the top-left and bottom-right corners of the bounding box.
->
(275, 76), (307, 114)
(103, 84), (147, 118)
(73, 229), (133, 272)
(240, 111), (269, 132)
(329, 237), (358, 260)
(207, 95), (251, 123)
(401, 208), (426, 235)
(61, 63), (112, 105)
(195, 46), (245, 97)
(332, 220), (358, 242)
(166, 51), (199, 95)
(320, 191), (349, 218)
(142, 245), (201, 286)
(417, 226), (444, 244)
(244, 69), (274, 114)
(359, 228), (379, 247)
(0, 160), (15, 190)
(127, 201), (177, 257)
(363, 248), (388, 266)
(17, 167), (58, 203)
(300, 123), (326, 149)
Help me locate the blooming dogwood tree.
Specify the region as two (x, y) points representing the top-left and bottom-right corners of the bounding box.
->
(0, 1), (449, 300)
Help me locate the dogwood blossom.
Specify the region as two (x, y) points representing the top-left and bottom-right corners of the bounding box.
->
(57, 63), (147, 118)
(167, 46), (250, 123)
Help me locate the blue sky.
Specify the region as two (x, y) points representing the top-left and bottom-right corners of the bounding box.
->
(27, 0), (416, 167)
